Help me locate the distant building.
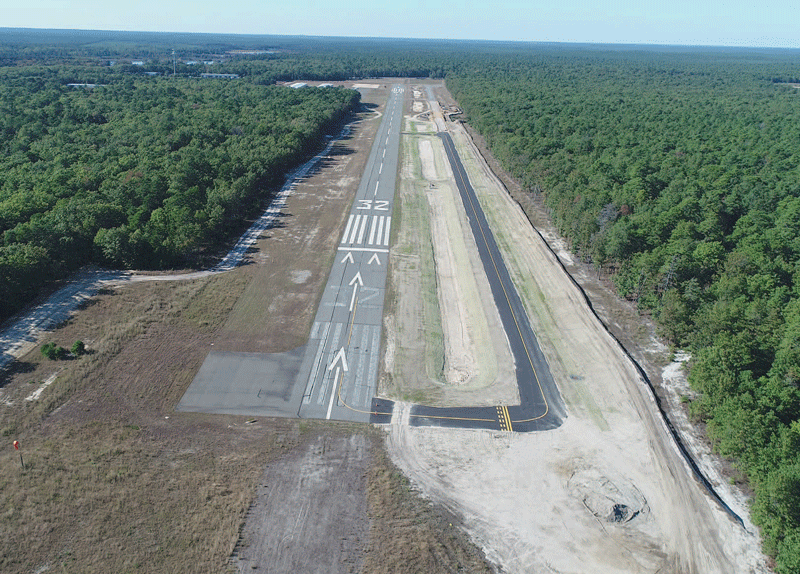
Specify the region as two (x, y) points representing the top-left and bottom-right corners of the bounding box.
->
(226, 50), (275, 55)
(200, 73), (239, 79)
(131, 61), (144, 66)
(144, 71), (160, 76)
(318, 83), (335, 88)
(290, 82), (308, 89)
(185, 61), (198, 65)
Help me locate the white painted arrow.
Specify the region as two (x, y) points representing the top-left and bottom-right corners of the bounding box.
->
(328, 347), (349, 372)
(368, 253), (381, 266)
(341, 251), (354, 264)
(349, 272), (364, 286)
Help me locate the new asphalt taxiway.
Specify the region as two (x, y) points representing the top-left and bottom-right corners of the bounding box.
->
(370, 131), (565, 431)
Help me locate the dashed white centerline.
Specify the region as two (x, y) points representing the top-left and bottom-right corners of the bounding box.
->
(374, 181), (379, 196)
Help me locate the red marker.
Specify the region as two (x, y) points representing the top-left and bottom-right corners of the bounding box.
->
(13, 440), (19, 450)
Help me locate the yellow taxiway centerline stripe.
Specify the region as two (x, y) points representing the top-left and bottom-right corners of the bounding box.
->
(442, 135), (549, 424)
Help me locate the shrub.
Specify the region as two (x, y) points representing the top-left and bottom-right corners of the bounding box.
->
(41, 342), (70, 360)
(40, 342), (58, 360)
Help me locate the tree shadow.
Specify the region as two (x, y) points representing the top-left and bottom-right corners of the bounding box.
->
(76, 298), (101, 311)
(0, 360), (36, 389)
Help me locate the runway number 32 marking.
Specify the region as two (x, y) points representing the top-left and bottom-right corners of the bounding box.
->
(357, 200), (389, 211)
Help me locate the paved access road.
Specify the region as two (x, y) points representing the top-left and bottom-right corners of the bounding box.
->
(296, 85), (405, 423)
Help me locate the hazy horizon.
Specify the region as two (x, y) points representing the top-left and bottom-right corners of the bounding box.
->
(4, 0), (798, 49)
(3, 26), (800, 53)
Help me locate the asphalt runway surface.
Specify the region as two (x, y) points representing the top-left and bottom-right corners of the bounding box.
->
(296, 85), (405, 423)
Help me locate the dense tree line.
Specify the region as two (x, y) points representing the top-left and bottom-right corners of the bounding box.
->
(0, 67), (359, 319)
(447, 49), (800, 572)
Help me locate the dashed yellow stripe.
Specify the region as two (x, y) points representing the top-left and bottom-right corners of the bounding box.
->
(496, 405), (513, 432)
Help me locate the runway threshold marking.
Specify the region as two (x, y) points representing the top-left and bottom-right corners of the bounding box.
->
(441, 134), (550, 425)
(368, 217), (378, 245)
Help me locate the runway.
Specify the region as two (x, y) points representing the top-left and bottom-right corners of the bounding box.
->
(178, 85), (404, 421)
(295, 85), (405, 423)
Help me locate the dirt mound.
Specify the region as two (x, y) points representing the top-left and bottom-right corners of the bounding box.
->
(568, 465), (650, 527)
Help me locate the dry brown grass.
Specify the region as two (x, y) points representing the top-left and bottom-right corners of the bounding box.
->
(0, 270), (492, 573)
(364, 444), (494, 574)
(0, 417), (303, 574)
(0, 272), (297, 574)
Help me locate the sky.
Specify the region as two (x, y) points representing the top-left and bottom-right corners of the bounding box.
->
(5, 0), (800, 48)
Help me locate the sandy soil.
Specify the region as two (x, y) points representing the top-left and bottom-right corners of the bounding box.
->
(427, 190), (476, 385)
(384, 83), (767, 573)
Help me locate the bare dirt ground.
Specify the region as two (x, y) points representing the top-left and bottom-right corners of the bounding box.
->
(232, 430), (371, 573)
(0, 84), (492, 573)
(383, 83), (768, 573)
